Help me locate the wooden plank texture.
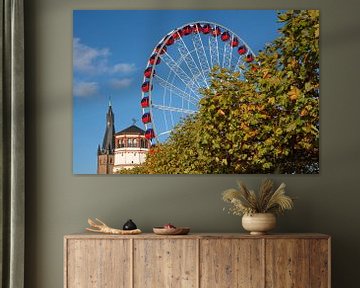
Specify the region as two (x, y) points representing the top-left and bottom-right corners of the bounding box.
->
(133, 239), (197, 288)
(200, 239), (264, 288)
(65, 233), (330, 240)
(310, 239), (330, 288)
(66, 239), (131, 288)
(64, 234), (330, 288)
(265, 239), (310, 288)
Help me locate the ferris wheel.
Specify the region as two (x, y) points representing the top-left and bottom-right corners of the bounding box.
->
(140, 21), (256, 143)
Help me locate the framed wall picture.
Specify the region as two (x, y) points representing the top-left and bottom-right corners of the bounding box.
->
(73, 10), (319, 175)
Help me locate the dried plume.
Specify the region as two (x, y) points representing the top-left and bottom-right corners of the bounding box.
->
(222, 179), (294, 216)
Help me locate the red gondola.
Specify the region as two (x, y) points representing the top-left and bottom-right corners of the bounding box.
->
(172, 31), (180, 40)
(238, 45), (247, 55)
(149, 54), (161, 65)
(212, 27), (221, 36)
(141, 81), (153, 93)
(145, 128), (155, 140)
(202, 24), (211, 34)
(144, 67), (155, 78)
(221, 31), (230, 41)
(193, 23), (202, 33)
(142, 113), (151, 124)
(245, 54), (254, 63)
(230, 37), (239, 47)
(177, 29), (184, 37)
(155, 44), (167, 55)
(166, 36), (174, 46)
(141, 96), (150, 108)
(182, 25), (192, 36)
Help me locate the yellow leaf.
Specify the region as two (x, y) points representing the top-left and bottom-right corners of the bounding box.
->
(262, 69), (271, 79)
(268, 97), (276, 105)
(248, 104), (255, 111)
(240, 123), (249, 130)
(287, 86), (300, 101)
(314, 24), (320, 39)
(300, 109), (308, 116)
(217, 109), (225, 116)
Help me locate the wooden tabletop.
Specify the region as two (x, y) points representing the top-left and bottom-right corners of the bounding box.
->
(64, 232), (330, 240)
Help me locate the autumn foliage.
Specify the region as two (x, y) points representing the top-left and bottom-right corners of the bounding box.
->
(119, 10), (319, 174)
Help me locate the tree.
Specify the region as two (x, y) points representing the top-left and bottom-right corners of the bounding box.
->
(118, 116), (207, 174)
(120, 10), (319, 174)
(246, 9), (320, 173)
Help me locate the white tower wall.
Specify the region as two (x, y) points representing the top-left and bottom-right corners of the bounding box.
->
(113, 133), (150, 172)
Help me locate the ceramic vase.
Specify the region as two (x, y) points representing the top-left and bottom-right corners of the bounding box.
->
(242, 213), (276, 235)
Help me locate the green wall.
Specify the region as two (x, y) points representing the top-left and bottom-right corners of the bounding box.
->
(25, 0), (360, 287)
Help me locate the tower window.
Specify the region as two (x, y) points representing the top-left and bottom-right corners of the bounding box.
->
(141, 138), (148, 148)
(127, 138), (137, 148)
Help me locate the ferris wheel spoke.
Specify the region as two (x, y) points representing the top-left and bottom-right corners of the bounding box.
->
(228, 36), (234, 70)
(222, 38), (232, 69)
(209, 32), (220, 68)
(154, 75), (198, 106)
(234, 56), (245, 72)
(157, 130), (172, 137)
(161, 52), (201, 96)
(152, 104), (196, 115)
(192, 33), (211, 86)
(162, 85), (170, 131)
(176, 38), (208, 88)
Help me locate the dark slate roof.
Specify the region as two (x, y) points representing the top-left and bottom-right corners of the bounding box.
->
(101, 105), (115, 152)
(115, 125), (145, 135)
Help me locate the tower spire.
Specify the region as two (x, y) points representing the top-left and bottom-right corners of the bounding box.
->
(97, 98), (115, 174)
(101, 100), (115, 153)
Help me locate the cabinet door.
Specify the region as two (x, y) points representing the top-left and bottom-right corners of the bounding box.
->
(66, 239), (131, 288)
(309, 239), (330, 288)
(133, 239), (198, 288)
(266, 239), (310, 288)
(200, 239), (264, 288)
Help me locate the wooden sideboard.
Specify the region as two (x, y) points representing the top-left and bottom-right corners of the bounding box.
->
(64, 233), (330, 288)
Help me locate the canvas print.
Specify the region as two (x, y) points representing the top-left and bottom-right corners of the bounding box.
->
(73, 10), (319, 174)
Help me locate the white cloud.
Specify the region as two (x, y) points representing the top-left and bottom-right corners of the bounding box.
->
(73, 38), (137, 75)
(112, 63), (136, 74)
(110, 78), (133, 89)
(73, 81), (99, 97)
(73, 38), (109, 74)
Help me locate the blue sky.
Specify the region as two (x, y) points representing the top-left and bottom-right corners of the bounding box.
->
(73, 10), (282, 174)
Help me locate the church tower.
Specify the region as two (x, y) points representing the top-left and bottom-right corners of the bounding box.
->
(97, 101), (115, 174)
